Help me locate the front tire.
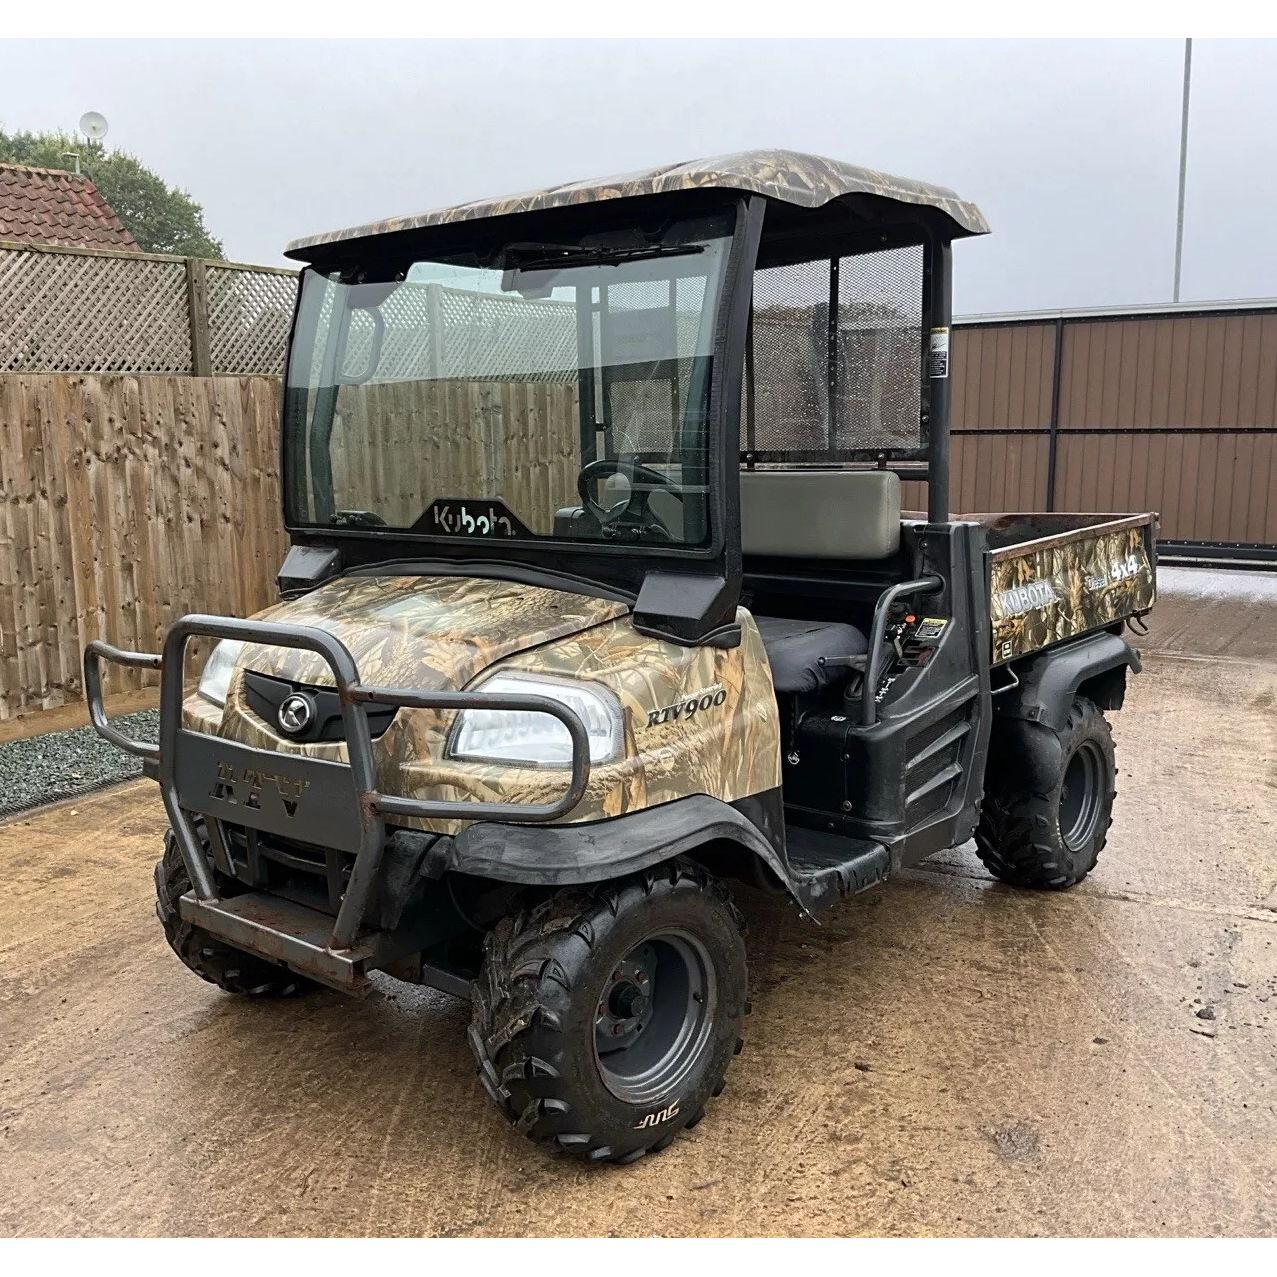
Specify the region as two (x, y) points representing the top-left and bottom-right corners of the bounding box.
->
(468, 860), (748, 1163)
(975, 695), (1116, 890)
(155, 827), (313, 996)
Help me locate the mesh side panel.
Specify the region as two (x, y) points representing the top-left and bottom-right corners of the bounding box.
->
(750, 259), (830, 454)
(746, 244), (926, 462)
(608, 376), (678, 454)
(834, 244), (924, 453)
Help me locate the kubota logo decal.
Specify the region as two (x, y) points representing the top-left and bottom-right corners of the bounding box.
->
(996, 579), (1058, 616)
(634, 1100), (680, 1129)
(645, 684), (727, 728)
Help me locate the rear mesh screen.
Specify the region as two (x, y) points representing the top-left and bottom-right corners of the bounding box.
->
(744, 243), (926, 463)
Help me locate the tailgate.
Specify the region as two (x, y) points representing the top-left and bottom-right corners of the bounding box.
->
(987, 513), (1157, 664)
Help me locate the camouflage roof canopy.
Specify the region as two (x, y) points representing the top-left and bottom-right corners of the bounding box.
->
(285, 149), (989, 258)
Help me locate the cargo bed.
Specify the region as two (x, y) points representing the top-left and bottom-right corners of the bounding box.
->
(966, 512), (1157, 664)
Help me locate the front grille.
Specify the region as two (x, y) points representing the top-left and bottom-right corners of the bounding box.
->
(242, 669), (397, 744)
(219, 821), (352, 915)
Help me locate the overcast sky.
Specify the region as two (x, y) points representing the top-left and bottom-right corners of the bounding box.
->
(3, 38), (1275, 315)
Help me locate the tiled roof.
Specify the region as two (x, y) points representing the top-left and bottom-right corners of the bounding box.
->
(0, 163), (140, 251)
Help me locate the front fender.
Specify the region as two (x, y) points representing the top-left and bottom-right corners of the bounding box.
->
(442, 793), (788, 889)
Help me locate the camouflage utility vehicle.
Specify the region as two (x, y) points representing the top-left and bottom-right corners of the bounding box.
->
(87, 151), (1156, 1163)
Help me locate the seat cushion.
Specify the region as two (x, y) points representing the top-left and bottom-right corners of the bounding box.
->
(754, 616), (869, 694)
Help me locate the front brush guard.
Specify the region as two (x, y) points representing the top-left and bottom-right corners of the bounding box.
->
(84, 614), (590, 953)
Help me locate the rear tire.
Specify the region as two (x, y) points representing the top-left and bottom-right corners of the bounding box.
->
(156, 827), (314, 996)
(468, 859), (748, 1164)
(975, 695), (1116, 890)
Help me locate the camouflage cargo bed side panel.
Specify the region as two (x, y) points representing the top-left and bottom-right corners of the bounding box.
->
(284, 148), (989, 257)
(988, 516), (1156, 664)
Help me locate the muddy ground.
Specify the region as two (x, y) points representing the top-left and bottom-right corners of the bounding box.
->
(1, 571), (1274, 1237)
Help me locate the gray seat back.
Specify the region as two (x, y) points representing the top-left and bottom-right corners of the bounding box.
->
(740, 469), (902, 560)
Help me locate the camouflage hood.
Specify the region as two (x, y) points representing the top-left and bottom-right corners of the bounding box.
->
(238, 573), (631, 692)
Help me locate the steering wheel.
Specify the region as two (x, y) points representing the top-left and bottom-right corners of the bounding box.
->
(576, 459), (679, 540)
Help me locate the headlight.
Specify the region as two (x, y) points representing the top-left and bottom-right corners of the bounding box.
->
(197, 639), (244, 707)
(448, 673), (624, 768)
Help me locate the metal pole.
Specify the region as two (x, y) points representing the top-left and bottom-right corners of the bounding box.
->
(1173, 38), (1193, 304)
(926, 237), (953, 524)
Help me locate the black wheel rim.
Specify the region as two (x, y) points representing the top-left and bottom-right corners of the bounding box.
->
(593, 931), (716, 1106)
(1060, 741), (1104, 851)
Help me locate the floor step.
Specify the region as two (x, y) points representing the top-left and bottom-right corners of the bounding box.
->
(785, 825), (891, 912)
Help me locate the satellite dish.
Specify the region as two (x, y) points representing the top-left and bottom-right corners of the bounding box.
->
(79, 111), (108, 141)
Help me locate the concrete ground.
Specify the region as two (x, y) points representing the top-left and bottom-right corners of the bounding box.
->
(1, 571), (1275, 1237)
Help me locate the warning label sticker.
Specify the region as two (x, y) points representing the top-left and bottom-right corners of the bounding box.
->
(928, 327), (950, 379)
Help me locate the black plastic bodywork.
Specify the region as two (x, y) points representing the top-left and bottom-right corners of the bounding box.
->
(242, 669), (396, 744)
(745, 520), (993, 872)
(277, 544), (341, 598)
(980, 629), (1143, 794)
(992, 630), (1142, 732)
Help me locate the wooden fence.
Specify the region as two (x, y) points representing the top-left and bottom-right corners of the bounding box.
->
(0, 371), (583, 719)
(327, 379), (580, 531)
(0, 373), (285, 718)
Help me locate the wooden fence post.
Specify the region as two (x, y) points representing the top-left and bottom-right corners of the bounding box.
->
(185, 257), (212, 377)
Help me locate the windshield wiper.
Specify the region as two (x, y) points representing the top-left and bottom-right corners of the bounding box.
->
(501, 241), (705, 271)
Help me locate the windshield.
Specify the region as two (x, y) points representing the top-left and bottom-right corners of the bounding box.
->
(283, 209), (735, 548)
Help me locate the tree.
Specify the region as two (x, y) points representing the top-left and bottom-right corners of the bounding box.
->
(0, 127), (224, 259)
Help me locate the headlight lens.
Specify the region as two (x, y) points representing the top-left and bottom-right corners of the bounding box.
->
(197, 639), (244, 707)
(448, 673), (624, 768)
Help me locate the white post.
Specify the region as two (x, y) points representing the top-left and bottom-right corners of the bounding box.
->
(1173, 38), (1193, 304)
(426, 281), (445, 379)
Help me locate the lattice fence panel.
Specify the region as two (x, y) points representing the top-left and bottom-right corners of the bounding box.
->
(435, 285), (577, 382)
(0, 246), (192, 373)
(207, 264), (297, 375)
(337, 280), (579, 384)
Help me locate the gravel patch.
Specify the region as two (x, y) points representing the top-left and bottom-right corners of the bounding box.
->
(0, 709), (159, 818)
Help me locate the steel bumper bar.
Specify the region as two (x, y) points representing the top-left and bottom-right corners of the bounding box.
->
(84, 614), (591, 952)
(175, 888), (474, 998)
